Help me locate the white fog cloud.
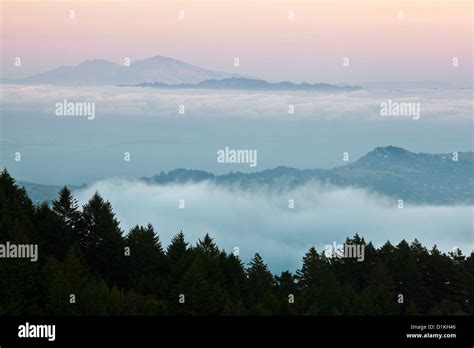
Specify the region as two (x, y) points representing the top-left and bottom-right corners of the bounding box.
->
(73, 179), (474, 272)
(1, 84), (472, 121)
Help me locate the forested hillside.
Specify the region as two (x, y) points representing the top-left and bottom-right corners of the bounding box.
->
(1, 169), (472, 315)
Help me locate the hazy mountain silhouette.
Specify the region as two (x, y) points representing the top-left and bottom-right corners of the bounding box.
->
(5, 55), (361, 90)
(19, 146), (473, 205)
(134, 77), (362, 92)
(7, 55), (245, 85)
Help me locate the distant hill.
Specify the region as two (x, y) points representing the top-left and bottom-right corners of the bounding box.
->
(330, 146), (474, 204)
(134, 77), (362, 92)
(139, 146), (473, 205)
(6, 55), (244, 85)
(17, 181), (81, 204)
(20, 146), (471, 205)
(4, 55), (361, 91)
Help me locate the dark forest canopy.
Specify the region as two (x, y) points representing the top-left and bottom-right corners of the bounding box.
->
(0, 169), (473, 315)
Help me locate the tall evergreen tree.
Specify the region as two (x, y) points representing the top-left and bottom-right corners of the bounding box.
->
(80, 192), (126, 286)
(52, 186), (82, 238)
(296, 247), (325, 291)
(196, 233), (218, 257)
(166, 231), (193, 307)
(176, 256), (214, 314)
(275, 270), (297, 314)
(0, 169), (35, 242)
(126, 224), (166, 295)
(247, 253), (275, 305)
(0, 170), (38, 314)
(219, 252), (249, 313)
(34, 202), (71, 260)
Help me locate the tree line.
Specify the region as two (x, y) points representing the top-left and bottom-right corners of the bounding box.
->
(0, 169), (473, 315)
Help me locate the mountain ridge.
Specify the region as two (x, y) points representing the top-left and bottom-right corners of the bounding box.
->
(132, 77), (362, 92)
(4, 55), (246, 85)
(17, 146), (474, 205)
(3, 55), (361, 91)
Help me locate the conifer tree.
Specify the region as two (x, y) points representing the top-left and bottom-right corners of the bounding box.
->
(296, 247), (324, 291)
(196, 233), (218, 257)
(275, 270), (297, 314)
(247, 253), (274, 305)
(166, 231), (192, 305)
(0, 169), (35, 241)
(34, 202), (71, 260)
(80, 192), (126, 286)
(176, 256), (214, 314)
(52, 186), (82, 237)
(126, 224), (166, 295)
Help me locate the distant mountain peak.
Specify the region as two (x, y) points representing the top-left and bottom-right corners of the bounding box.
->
(19, 146), (474, 205)
(6, 55), (244, 85)
(77, 58), (114, 65)
(371, 146), (410, 156)
(355, 146), (414, 166)
(5, 54), (361, 89)
(131, 55), (194, 68)
(139, 55), (173, 61)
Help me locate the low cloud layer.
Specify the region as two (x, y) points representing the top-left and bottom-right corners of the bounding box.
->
(74, 179), (473, 272)
(1, 85), (472, 121)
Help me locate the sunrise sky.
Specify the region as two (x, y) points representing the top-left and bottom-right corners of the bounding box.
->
(1, 0), (472, 84)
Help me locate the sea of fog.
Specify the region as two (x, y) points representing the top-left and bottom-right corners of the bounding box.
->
(1, 85), (472, 271)
(1, 85), (472, 185)
(72, 179), (474, 272)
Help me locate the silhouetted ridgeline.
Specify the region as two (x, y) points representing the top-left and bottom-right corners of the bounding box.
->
(20, 146), (474, 205)
(1, 169), (473, 315)
(133, 77), (362, 92)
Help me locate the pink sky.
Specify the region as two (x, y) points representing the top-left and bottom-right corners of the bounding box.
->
(1, 0), (472, 84)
